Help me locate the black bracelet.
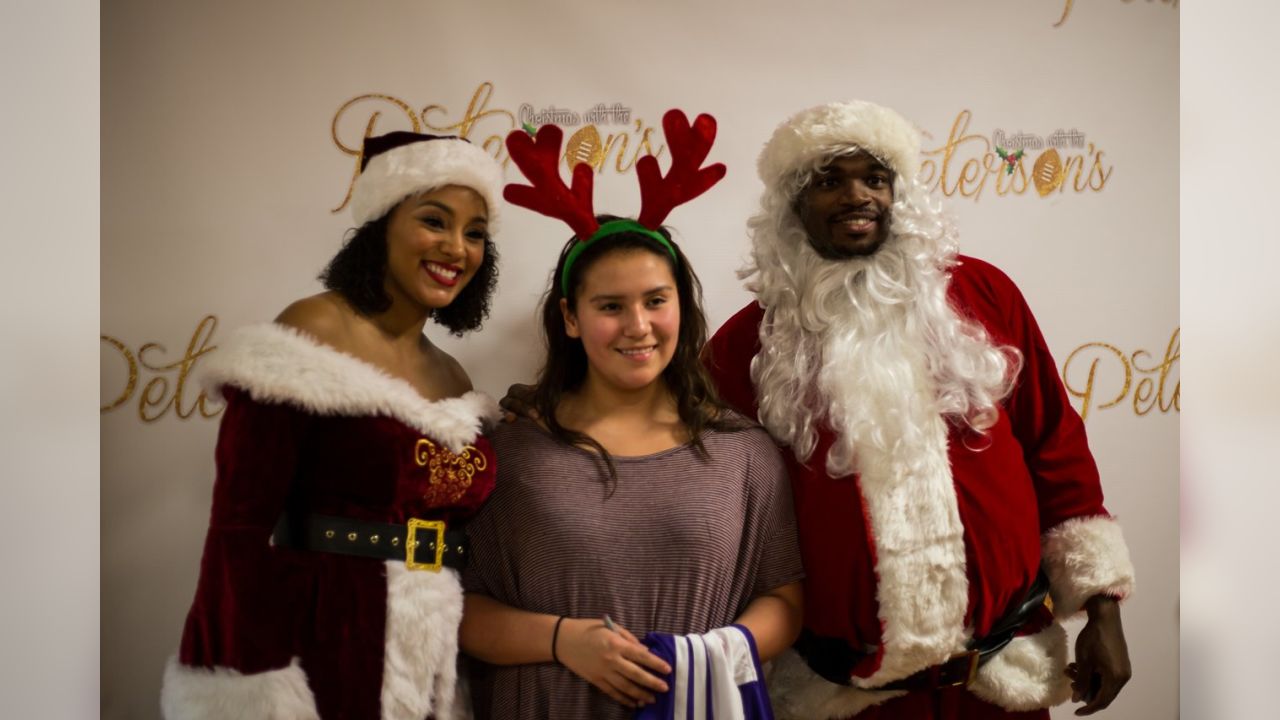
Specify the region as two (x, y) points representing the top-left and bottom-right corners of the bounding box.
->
(551, 616), (566, 664)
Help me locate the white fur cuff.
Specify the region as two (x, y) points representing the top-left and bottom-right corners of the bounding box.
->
(1042, 515), (1136, 618)
(765, 648), (903, 720)
(160, 656), (319, 720)
(969, 623), (1072, 711)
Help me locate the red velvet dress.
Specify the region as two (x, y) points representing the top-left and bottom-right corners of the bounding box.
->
(704, 256), (1134, 719)
(161, 324), (499, 720)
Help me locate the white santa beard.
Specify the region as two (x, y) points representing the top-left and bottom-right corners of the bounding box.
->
(815, 284), (942, 479)
(751, 231), (950, 474)
(748, 193), (1015, 478)
(747, 221), (1013, 683)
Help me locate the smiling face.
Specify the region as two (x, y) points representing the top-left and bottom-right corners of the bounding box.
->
(796, 151), (895, 260)
(382, 184), (489, 312)
(561, 248), (681, 395)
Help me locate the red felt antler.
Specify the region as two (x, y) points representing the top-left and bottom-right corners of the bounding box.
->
(636, 109), (726, 229)
(503, 125), (599, 240)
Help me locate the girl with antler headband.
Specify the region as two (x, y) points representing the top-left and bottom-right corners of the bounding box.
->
(459, 111), (804, 719)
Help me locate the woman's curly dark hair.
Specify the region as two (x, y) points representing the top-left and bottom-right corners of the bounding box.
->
(318, 210), (499, 336)
(530, 215), (748, 487)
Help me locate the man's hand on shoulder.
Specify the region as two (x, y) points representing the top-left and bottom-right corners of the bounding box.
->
(499, 383), (538, 423)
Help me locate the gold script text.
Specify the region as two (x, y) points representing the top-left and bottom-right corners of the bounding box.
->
(1061, 328), (1179, 420)
(330, 82), (667, 213)
(919, 110), (1113, 201)
(101, 315), (225, 422)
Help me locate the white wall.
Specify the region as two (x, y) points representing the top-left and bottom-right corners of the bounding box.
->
(101, 1), (1178, 717)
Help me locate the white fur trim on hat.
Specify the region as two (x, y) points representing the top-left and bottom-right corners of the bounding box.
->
(197, 323), (501, 453)
(1042, 514), (1136, 618)
(351, 138), (504, 229)
(757, 100), (921, 191)
(161, 656), (320, 720)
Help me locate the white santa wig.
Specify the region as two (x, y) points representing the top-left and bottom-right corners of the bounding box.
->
(742, 100), (1020, 476)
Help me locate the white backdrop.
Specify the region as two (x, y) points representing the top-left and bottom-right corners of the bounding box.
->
(101, 1), (1178, 718)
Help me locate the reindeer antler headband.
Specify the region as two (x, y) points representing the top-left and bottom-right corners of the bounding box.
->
(503, 109), (726, 295)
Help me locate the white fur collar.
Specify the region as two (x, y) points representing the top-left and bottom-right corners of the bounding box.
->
(198, 323), (500, 453)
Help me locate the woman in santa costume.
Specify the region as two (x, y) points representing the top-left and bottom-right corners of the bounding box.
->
(161, 132), (504, 720)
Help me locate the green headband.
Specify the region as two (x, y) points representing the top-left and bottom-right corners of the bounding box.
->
(560, 219), (678, 296)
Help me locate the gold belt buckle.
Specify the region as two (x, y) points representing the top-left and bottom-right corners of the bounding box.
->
(944, 650), (981, 687)
(405, 518), (445, 572)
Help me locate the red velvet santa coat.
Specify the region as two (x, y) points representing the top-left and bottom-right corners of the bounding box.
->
(161, 324), (499, 720)
(704, 257), (1134, 719)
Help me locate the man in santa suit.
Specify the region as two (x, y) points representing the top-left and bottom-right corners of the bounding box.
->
(702, 100), (1135, 719)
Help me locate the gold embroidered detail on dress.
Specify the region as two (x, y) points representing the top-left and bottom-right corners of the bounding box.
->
(414, 438), (487, 504)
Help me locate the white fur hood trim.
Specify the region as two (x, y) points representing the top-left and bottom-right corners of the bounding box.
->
(1042, 514), (1136, 618)
(199, 323), (500, 453)
(161, 656), (319, 720)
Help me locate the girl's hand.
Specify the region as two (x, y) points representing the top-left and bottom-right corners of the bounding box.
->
(557, 618), (671, 707)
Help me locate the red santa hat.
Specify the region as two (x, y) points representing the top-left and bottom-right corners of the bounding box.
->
(349, 131), (504, 228)
(756, 100), (922, 192)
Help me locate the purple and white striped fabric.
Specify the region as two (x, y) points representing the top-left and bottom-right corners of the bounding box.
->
(637, 625), (773, 720)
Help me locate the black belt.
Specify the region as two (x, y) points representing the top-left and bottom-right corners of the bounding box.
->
(272, 513), (469, 572)
(796, 569), (1051, 691)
